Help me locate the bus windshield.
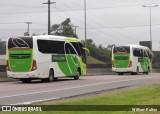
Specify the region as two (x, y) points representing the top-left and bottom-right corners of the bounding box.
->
(113, 46), (130, 53)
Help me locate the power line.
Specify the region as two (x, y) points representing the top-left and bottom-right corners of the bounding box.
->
(0, 29), (47, 30)
(0, 22), (47, 26)
(79, 24), (160, 29)
(0, 3), (42, 8)
(1, 23), (160, 30)
(0, 22), (25, 24)
(56, 0), (133, 44)
(0, 11), (46, 15)
(0, 2), (160, 9)
(1, 3), (160, 15)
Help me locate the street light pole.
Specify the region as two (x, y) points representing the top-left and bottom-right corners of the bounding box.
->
(142, 5), (158, 51)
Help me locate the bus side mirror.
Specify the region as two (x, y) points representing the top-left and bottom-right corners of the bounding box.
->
(83, 48), (90, 56)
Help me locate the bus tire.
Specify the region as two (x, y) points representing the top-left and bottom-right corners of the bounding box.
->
(74, 69), (80, 80)
(118, 72), (124, 75)
(48, 70), (54, 82)
(136, 67), (139, 75)
(145, 72), (149, 74)
(41, 78), (48, 82)
(144, 66), (149, 75)
(132, 67), (139, 75)
(21, 79), (31, 83)
(54, 77), (58, 81)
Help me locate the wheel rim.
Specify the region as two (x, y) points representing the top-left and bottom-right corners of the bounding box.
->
(49, 71), (53, 81)
(77, 70), (81, 77)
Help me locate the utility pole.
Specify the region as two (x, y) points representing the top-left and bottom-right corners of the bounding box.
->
(84, 0), (87, 47)
(72, 25), (79, 35)
(43, 0), (56, 35)
(142, 5), (158, 52)
(25, 22), (32, 36)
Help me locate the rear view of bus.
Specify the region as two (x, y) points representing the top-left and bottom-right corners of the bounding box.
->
(7, 37), (36, 82)
(112, 46), (131, 75)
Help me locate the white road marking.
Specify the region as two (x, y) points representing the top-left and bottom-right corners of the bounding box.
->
(10, 97), (60, 105)
(0, 75), (159, 99)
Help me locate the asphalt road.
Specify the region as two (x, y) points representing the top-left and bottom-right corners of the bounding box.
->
(0, 73), (159, 105)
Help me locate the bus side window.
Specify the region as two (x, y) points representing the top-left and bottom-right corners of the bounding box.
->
(71, 42), (81, 56)
(49, 41), (64, 54)
(65, 43), (77, 55)
(146, 50), (152, 59)
(133, 48), (138, 57)
(144, 50), (147, 58)
(140, 49), (143, 57)
(133, 48), (143, 57)
(37, 40), (50, 53)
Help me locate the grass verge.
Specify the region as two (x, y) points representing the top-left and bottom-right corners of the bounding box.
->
(1, 84), (160, 114)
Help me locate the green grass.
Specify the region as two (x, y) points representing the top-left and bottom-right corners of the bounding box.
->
(87, 56), (106, 64)
(1, 84), (160, 114)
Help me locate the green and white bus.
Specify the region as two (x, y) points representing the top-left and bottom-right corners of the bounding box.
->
(112, 45), (152, 75)
(7, 35), (89, 82)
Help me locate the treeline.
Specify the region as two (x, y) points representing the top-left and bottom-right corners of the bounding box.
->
(0, 39), (6, 55)
(85, 39), (112, 64)
(152, 51), (160, 68)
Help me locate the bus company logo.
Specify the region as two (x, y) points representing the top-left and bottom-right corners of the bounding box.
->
(1, 106), (12, 111)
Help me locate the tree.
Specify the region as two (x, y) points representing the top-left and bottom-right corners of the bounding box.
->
(84, 39), (111, 64)
(51, 18), (78, 38)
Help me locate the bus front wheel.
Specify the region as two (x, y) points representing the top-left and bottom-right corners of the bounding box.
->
(74, 69), (80, 80)
(132, 67), (139, 75)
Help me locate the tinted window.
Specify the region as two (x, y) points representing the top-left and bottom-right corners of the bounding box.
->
(37, 40), (82, 55)
(8, 37), (33, 48)
(37, 40), (64, 54)
(146, 50), (152, 59)
(71, 42), (81, 56)
(144, 50), (148, 57)
(65, 43), (77, 55)
(133, 48), (143, 57)
(145, 50), (152, 59)
(113, 46), (130, 53)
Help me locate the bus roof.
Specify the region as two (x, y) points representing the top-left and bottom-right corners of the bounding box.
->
(32, 35), (82, 42)
(114, 44), (151, 50)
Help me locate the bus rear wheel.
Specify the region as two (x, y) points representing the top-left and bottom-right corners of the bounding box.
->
(118, 72), (124, 75)
(48, 70), (54, 82)
(21, 79), (31, 83)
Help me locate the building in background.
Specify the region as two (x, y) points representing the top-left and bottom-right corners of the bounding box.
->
(139, 41), (151, 50)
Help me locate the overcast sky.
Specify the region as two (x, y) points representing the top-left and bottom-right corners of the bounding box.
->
(0, 0), (160, 50)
